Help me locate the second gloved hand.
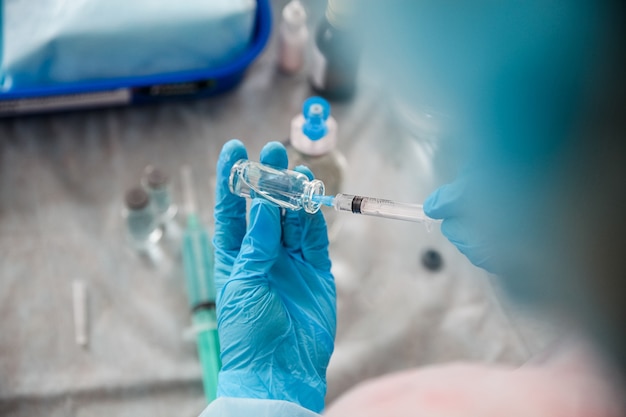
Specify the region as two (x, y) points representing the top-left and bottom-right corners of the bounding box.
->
(424, 178), (497, 273)
(213, 139), (336, 413)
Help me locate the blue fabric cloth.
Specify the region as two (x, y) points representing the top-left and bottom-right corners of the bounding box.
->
(1, 0), (256, 87)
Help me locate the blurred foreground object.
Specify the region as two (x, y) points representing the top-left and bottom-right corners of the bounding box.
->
(357, 0), (626, 385)
(324, 343), (625, 417)
(310, 0), (360, 101)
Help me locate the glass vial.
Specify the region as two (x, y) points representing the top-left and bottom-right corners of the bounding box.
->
(309, 0), (360, 101)
(287, 96), (347, 236)
(229, 160), (325, 214)
(141, 165), (177, 223)
(277, 0), (308, 74)
(123, 186), (162, 247)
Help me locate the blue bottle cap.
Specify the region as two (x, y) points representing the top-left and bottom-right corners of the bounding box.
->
(302, 96), (330, 141)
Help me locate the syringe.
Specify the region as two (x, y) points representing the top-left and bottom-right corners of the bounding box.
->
(229, 160), (439, 228)
(314, 194), (438, 226)
(180, 166), (221, 403)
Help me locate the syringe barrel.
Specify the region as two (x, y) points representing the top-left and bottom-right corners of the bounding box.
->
(182, 220), (216, 309)
(334, 193), (432, 223)
(229, 160), (325, 214)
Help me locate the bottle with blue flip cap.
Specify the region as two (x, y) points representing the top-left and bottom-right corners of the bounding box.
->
(288, 96), (347, 237)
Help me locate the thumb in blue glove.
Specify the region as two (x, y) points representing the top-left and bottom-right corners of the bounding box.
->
(213, 139), (336, 413)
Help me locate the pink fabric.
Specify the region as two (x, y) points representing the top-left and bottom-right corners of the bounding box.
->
(325, 350), (623, 417)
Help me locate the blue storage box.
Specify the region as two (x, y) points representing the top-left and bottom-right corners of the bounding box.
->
(0, 0), (271, 116)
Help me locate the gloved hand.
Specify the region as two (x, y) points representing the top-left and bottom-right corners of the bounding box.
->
(424, 179), (497, 273)
(212, 139), (336, 413)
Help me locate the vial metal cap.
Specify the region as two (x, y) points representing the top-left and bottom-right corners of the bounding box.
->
(144, 166), (168, 189)
(125, 187), (150, 210)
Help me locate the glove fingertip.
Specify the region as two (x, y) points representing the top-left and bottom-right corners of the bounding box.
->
(424, 181), (462, 219)
(423, 188), (441, 218)
(217, 139), (248, 180)
(294, 165), (314, 180)
(219, 139), (247, 161)
(260, 141), (289, 169)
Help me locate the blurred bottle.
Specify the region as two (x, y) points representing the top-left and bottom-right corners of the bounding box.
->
(141, 165), (182, 255)
(141, 165), (177, 224)
(123, 186), (162, 249)
(309, 0), (360, 101)
(287, 96), (347, 237)
(277, 0), (308, 74)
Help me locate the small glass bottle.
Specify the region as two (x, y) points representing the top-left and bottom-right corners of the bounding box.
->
(141, 165), (177, 223)
(287, 96), (347, 234)
(229, 160), (325, 214)
(123, 186), (162, 247)
(277, 0), (308, 74)
(310, 0), (360, 101)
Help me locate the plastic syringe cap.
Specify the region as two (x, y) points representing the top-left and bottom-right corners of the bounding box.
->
(143, 165), (168, 189)
(125, 187), (150, 210)
(302, 96), (330, 141)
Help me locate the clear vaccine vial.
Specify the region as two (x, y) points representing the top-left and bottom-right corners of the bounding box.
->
(229, 160), (325, 214)
(123, 186), (162, 247)
(141, 165), (177, 223)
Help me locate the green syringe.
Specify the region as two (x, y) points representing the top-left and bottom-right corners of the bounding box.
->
(180, 166), (221, 402)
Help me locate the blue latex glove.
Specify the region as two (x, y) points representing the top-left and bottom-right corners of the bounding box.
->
(424, 179), (497, 273)
(213, 139), (336, 413)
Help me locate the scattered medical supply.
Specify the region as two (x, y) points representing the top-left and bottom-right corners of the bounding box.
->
(310, 0), (360, 101)
(180, 166), (221, 403)
(288, 96), (346, 233)
(72, 280), (88, 348)
(229, 160), (438, 228)
(277, 0), (308, 74)
(421, 249), (443, 271)
(123, 186), (162, 248)
(141, 165), (177, 223)
(230, 159), (325, 214)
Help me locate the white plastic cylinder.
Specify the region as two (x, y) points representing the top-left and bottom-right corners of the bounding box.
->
(277, 0), (308, 74)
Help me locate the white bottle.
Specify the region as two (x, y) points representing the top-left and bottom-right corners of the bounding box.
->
(277, 0), (308, 74)
(288, 96), (347, 237)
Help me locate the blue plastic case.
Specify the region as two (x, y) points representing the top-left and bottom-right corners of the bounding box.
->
(0, 0), (271, 117)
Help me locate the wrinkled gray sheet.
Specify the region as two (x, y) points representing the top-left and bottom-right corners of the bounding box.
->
(0, 1), (556, 416)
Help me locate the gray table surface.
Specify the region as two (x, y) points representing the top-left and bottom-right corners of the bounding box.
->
(0, 1), (556, 416)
